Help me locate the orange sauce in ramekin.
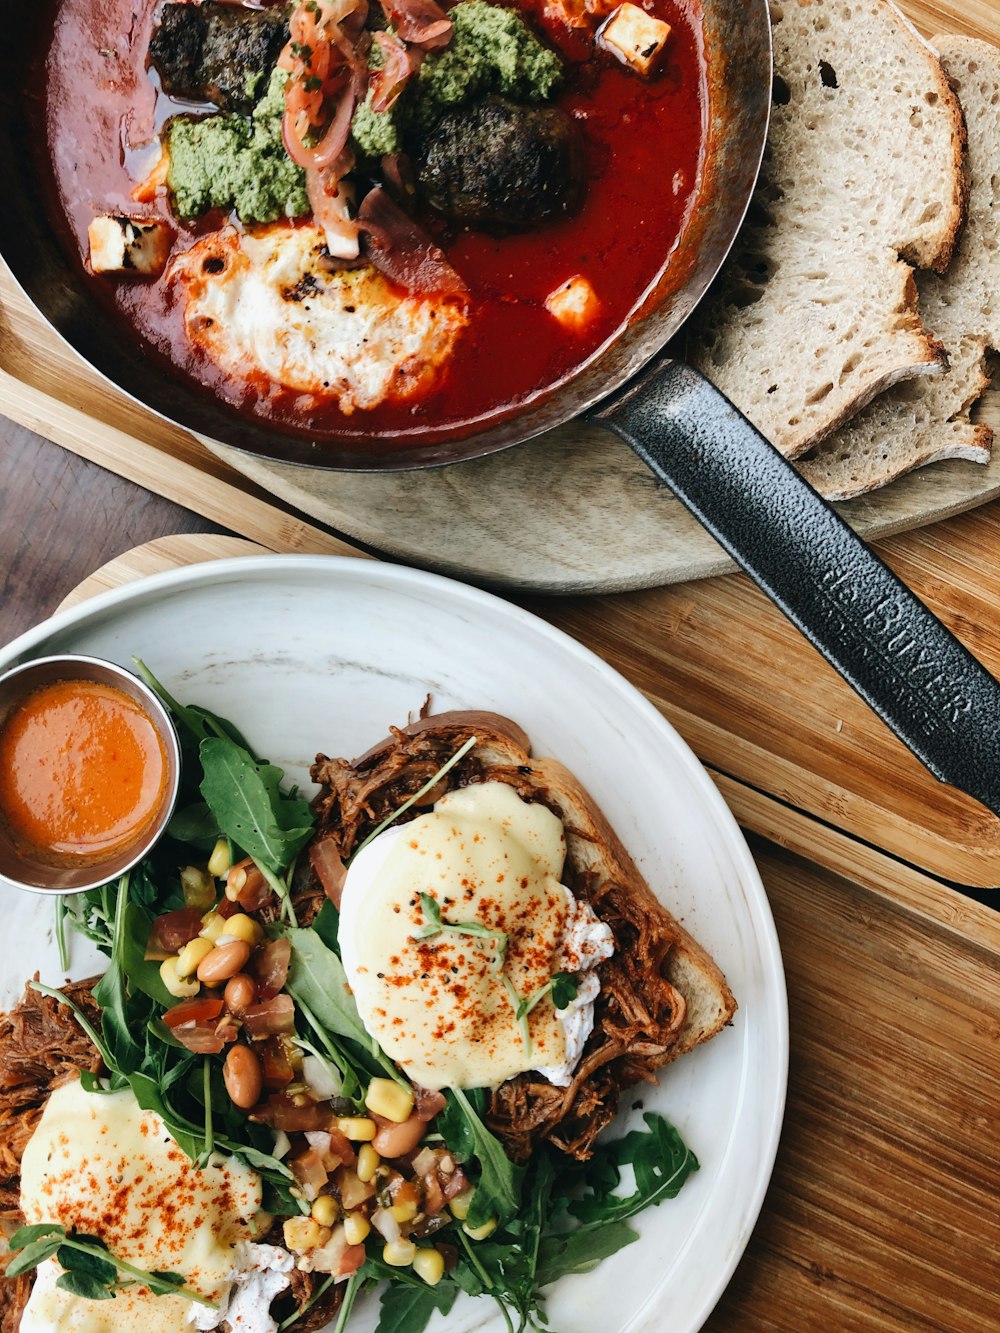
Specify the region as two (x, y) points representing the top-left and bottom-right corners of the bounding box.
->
(0, 679), (168, 864)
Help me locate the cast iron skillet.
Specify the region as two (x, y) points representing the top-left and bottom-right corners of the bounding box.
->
(4, 0), (1000, 815)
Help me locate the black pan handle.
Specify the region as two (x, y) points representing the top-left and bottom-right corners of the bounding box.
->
(592, 358), (1000, 819)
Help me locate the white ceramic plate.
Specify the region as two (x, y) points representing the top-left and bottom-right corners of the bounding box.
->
(0, 556), (787, 1333)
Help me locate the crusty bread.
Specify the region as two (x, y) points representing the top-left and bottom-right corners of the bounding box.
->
(687, 0), (967, 460)
(798, 35), (999, 499)
(310, 710), (736, 1160)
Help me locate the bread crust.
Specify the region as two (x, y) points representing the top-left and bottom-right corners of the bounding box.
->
(310, 710), (736, 1160)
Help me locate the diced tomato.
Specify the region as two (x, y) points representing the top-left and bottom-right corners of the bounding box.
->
(251, 1093), (330, 1132)
(290, 1147), (329, 1200)
(243, 995), (295, 1037)
(146, 908), (204, 958)
(250, 938), (291, 1000)
(309, 837), (347, 907)
(170, 1019), (237, 1055)
(413, 1085), (446, 1121)
(162, 996), (224, 1029)
(259, 1036), (296, 1091)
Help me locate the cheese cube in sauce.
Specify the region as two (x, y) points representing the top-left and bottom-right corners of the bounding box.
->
(88, 215), (172, 277)
(596, 4), (672, 78)
(545, 275), (601, 332)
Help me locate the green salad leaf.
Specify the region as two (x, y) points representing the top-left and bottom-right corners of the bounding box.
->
(199, 737), (314, 878)
(566, 1112), (699, 1227)
(445, 1089), (525, 1228)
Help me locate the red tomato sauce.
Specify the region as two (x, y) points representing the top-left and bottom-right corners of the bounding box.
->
(40, 0), (707, 448)
(0, 680), (169, 863)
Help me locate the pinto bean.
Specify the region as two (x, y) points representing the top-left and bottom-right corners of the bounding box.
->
(224, 1044), (263, 1110)
(372, 1113), (426, 1159)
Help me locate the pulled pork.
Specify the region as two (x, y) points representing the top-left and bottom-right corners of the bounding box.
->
(310, 711), (691, 1162)
(0, 982), (340, 1333)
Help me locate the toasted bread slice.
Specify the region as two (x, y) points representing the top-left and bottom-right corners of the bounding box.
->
(798, 35), (999, 499)
(688, 0), (966, 460)
(310, 711), (736, 1160)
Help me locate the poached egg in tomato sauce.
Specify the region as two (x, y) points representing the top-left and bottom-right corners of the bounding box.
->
(169, 224), (469, 413)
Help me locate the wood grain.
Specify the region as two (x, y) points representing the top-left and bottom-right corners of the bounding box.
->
(536, 503), (1000, 888)
(55, 536), (270, 613)
(706, 837), (1000, 1332)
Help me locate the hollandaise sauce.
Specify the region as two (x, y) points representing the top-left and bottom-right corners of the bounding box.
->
(0, 679), (168, 864)
(19, 1079), (264, 1333)
(339, 782), (614, 1090)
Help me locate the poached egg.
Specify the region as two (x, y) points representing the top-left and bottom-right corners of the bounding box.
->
(169, 223), (469, 413)
(18, 1078), (291, 1333)
(338, 782), (614, 1090)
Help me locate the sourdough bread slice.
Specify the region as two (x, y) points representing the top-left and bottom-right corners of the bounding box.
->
(310, 711), (736, 1160)
(687, 0), (966, 459)
(798, 35), (999, 499)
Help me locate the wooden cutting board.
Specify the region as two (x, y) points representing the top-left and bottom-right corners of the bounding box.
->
(47, 537), (1000, 1331)
(1, 1), (999, 593)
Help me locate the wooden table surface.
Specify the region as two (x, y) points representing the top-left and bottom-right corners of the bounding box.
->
(3, 1), (1000, 1323)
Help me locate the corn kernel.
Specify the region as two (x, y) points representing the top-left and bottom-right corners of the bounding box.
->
(343, 1212), (370, 1246)
(356, 1144), (380, 1184)
(413, 1247), (445, 1287)
(365, 1078), (415, 1124)
(463, 1218), (498, 1241)
(180, 865), (216, 911)
(199, 912), (227, 943)
(337, 1117), (377, 1142)
(283, 1217), (323, 1253)
(383, 1239), (416, 1268)
(160, 957), (200, 999)
(222, 913), (263, 946)
(311, 1195), (339, 1228)
(207, 838), (232, 878)
(449, 1189), (474, 1221)
(390, 1200), (419, 1224)
(176, 936), (214, 979)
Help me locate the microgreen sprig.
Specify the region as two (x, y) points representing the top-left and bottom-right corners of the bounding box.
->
(411, 892), (509, 972)
(6, 1223), (216, 1308)
(351, 735), (478, 862)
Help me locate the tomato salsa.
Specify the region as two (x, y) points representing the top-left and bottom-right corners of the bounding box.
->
(39, 0), (708, 447)
(0, 679), (169, 864)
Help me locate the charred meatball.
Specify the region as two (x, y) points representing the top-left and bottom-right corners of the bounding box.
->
(418, 96), (585, 229)
(149, 2), (291, 114)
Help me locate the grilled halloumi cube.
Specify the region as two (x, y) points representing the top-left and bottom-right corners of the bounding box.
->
(88, 215), (172, 277)
(596, 4), (671, 77)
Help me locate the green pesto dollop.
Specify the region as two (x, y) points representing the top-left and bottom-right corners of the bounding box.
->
(167, 69), (310, 224)
(350, 0), (564, 159)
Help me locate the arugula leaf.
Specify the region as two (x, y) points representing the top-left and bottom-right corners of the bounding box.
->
(92, 877), (146, 1074)
(372, 1279), (457, 1333)
(199, 737), (313, 877)
(437, 1087), (487, 1161)
(167, 801), (220, 848)
(133, 660), (251, 753)
(311, 900), (340, 952)
(283, 927), (399, 1090)
(447, 1089), (524, 1228)
(567, 1113), (699, 1227)
(535, 1221), (640, 1287)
